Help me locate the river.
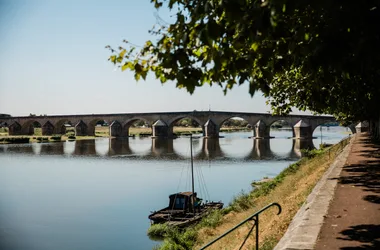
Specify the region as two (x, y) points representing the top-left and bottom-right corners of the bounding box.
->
(0, 127), (350, 250)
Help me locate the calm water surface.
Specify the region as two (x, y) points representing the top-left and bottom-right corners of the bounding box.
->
(0, 128), (349, 250)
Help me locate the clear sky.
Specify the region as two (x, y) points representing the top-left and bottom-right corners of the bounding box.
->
(0, 0), (286, 116)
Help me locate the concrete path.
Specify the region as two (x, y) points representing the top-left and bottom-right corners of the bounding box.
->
(274, 134), (353, 250)
(315, 133), (380, 249)
(275, 132), (380, 249)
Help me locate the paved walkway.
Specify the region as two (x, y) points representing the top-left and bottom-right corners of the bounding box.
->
(315, 133), (380, 249)
(274, 132), (380, 250)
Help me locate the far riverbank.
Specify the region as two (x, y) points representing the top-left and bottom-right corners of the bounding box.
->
(0, 126), (251, 144)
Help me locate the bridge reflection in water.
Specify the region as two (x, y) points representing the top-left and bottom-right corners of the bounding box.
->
(0, 137), (317, 160)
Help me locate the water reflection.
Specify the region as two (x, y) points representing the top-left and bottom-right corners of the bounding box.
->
(291, 139), (315, 158)
(39, 142), (65, 155)
(151, 138), (174, 157)
(197, 138), (224, 159)
(250, 139), (273, 159)
(109, 138), (133, 156)
(73, 140), (96, 156)
(0, 137), (319, 161)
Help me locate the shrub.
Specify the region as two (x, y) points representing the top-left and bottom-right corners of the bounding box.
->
(50, 135), (62, 141)
(199, 210), (223, 228)
(147, 223), (170, 239)
(229, 190), (253, 212)
(152, 226), (198, 250)
(4, 137), (30, 143)
(301, 148), (323, 159)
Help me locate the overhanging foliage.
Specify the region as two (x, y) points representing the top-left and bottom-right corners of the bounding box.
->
(107, 0), (380, 123)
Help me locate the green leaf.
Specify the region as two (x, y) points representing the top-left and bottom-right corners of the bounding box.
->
(119, 49), (126, 58)
(110, 55), (117, 64)
(141, 69), (148, 80)
(121, 62), (132, 71)
(134, 73), (141, 81)
(251, 43), (259, 52)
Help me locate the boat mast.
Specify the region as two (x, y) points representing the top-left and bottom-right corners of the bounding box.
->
(190, 134), (195, 216)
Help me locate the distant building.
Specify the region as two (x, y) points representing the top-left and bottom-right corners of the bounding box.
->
(0, 114), (11, 118)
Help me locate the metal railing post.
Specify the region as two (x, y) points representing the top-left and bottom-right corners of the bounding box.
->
(255, 215), (259, 250)
(200, 203), (281, 250)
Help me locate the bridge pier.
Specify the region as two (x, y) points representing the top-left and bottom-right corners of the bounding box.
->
(152, 120), (171, 138)
(110, 121), (128, 137)
(8, 122), (22, 135)
(355, 121), (368, 133)
(254, 120), (270, 138)
(53, 124), (67, 135)
(75, 121), (88, 136)
(42, 121), (54, 136)
(294, 120), (312, 139)
(204, 119), (219, 138)
(21, 124), (34, 135)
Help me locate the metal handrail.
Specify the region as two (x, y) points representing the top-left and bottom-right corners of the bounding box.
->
(199, 202), (282, 250)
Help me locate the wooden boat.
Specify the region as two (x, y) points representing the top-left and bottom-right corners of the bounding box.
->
(148, 135), (223, 228)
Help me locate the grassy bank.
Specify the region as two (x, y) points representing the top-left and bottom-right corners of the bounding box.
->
(151, 137), (350, 250)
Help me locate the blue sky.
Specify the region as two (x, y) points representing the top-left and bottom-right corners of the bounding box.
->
(0, 0), (274, 116)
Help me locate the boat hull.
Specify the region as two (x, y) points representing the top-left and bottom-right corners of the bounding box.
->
(149, 202), (223, 228)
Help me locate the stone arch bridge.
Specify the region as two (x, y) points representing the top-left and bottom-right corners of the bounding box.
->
(0, 111), (353, 139)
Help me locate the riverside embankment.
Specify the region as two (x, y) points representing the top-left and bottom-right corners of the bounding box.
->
(152, 136), (352, 250)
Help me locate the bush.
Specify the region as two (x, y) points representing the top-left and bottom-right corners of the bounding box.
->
(229, 190), (253, 212)
(301, 148), (323, 159)
(199, 210), (223, 228)
(4, 137), (30, 143)
(152, 226), (198, 250)
(50, 135), (62, 141)
(147, 223), (170, 239)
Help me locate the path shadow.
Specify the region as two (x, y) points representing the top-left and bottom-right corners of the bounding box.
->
(338, 159), (380, 196)
(363, 195), (380, 204)
(338, 224), (380, 249)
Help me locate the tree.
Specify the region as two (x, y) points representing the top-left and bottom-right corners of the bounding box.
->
(107, 0), (380, 132)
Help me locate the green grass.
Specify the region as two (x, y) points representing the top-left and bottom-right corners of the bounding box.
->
(260, 236), (278, 250)
(198, 210), (224, 228)
(147, 223), (171, 239)
(228, 190), (254, 212)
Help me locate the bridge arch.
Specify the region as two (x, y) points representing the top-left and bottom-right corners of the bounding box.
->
(87, 119), (110, 137)
(311, 122), (355, 136)
(167, 115), (203, 137)
(218, 116), (253, 138)
(122, 117), (151, 137)
(0, 121), (9, 135)
(54, 119), (76, 135)
(8, 122), (22, 135)
(167, 115), (203, 128)
(267, 119), (295, 138)
(21, 120), (43, 135)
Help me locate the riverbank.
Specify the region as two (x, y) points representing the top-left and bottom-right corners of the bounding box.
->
(152, 137), (351, 249)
